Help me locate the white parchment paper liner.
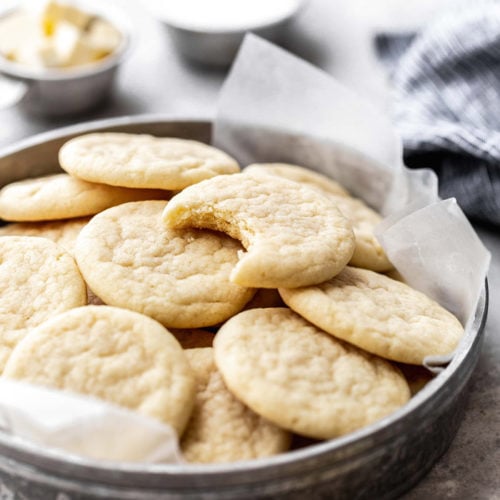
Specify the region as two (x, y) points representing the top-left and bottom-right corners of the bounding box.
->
(214, 35), (491, 369)
(0, 379), (182, 464)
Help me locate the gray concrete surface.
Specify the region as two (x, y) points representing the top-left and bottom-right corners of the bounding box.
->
(0, 0), (498, 498)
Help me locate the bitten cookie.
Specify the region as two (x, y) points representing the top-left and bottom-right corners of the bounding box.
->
(279, 266), (464, 365)
(75, 201), (255, 328)
(245, 162), (391, 272)
(3, 305), (196, 436)
(181, 348), (290, 463)
(0, 173), (168, 221)
(0, 236), (86, 372)
(163, 172), (355, 288)
(59, 133), (240, 190)
(214, 308), (410, 440)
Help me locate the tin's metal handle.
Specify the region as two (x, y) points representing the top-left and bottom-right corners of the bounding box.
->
(0, 74), (28, 109)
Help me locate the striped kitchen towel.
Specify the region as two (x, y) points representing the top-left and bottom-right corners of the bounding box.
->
(377, 0), (500, 226)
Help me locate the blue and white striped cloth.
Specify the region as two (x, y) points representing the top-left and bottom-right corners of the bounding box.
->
(377, 0), (500, 226)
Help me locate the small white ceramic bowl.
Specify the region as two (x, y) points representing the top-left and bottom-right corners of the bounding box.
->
(0, 3), (131, 116)
(146, 0), (305, 66)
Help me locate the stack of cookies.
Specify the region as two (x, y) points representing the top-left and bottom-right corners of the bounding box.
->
(0, 132), (464, 464)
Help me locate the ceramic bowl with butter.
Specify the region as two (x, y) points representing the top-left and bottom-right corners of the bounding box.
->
(0, 1), (131, 116)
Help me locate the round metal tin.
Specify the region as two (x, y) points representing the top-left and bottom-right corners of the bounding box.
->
(0, 116), (488, 500)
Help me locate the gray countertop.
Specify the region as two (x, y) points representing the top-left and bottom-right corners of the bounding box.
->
(0, 0), (498, 498)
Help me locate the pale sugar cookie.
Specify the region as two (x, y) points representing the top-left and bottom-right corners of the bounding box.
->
(279, 266), (464, 365)
(328, 195), (392, 272)
(75, 201), (255, 328)
(0, 236), (86, 372)
(245, 162), (391, 272)
(163, 172), (355, 288)
(244, 163), (350, 197)
(0, 217), (90, 254)
(214, 308), (410, 440)
(3, 305), (196, 436)
(0, 173), (168, 222)
(59, 133), (240, 190)
(181, 348), (290, 463)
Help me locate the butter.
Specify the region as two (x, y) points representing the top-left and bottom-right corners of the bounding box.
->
(42, 1), (93, 33)
(85, 19), (122, 56)
(0, 12), (41, 57)
(0, 1), (122, 70)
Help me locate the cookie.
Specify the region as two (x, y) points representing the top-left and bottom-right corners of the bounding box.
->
(0, 236), (86, 372)
(0, 217), (90, 254)
(279, 266), (464, 365)
(244, 163), (350, 197)
(0, 173), (169, 222)
(163, 172), (355, 288)
(3, 305), (196, 435)
(245, 163), (391, 272)
(214, 308), (410, 439)
(329, 195), (392, 271)
(75, 201), (255, 328)
(181, 348), (290, 463)
(59, 133), (240, 190)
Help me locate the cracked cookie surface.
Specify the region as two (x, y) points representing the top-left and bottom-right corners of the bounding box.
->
(181, 348), (290, 463)
(3, 305), (196, 435)
(0, 173), (168, 221)
(75, 201), (254, 328)
(279, 266), (464, 364)
(244, 163), (350, 197)
(0, 217), (90, 254)
(59, 133), (240, 190)
(214, 308), (410, 439)
(245, 163), (391, 272)
(0, 236), (86, 372)
(163, 172), (355, 288)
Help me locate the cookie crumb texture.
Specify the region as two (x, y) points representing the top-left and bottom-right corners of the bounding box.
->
(181, 348), (290, 463)
(3, 306), (196, 436)
(0, 236), (86, 372)
(214, 308), (410, 440)
(244, 163), (392, 272)
(163, 172), (355, 288)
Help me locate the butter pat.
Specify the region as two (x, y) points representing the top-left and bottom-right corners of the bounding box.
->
(85, 19), (122, 56)
(0, 12), (41, 56)
(42, 1), (93, 34)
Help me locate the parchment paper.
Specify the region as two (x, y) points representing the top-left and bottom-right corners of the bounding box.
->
(0, 379), (182, 463)
(214, 35), (490, 353)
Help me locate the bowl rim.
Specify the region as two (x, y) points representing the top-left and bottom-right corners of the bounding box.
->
(146, 0), (307, 35)
(0, 2), (132, 82)
(0, 114), (489, 484)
